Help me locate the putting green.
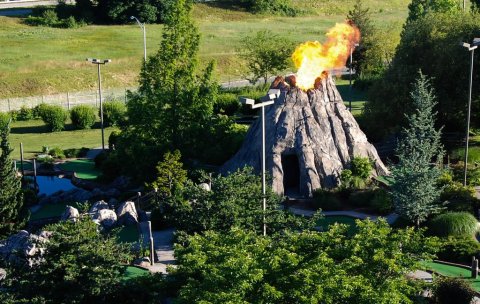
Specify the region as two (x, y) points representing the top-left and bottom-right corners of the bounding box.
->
(317, 215), (358, 235)
(60, 159), (100, 180)
(122, 266), (149, 281)
(423, 261), (480, 291)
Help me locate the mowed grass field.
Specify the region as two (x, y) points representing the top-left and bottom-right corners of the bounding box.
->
(0, 1), (409, 98)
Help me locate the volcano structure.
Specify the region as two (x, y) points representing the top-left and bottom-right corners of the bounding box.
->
(221, 74), (389, 197)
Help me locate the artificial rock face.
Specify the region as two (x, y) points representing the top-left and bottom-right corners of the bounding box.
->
(221, 74), (389, 197)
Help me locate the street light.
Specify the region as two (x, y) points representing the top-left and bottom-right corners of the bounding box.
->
(86, 58), (111, 151)
(130, 16), (147, 62)
(461, 38), (480, 186)
(240, 89), (280, 236)
(349, 43), (360, 111)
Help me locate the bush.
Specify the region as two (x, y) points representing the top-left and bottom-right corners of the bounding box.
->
(17, 106), (34, 121)
(151, 207), (169, 230)
(429, 212), (479, 238)
(370, 188), (393, 214)
(437, 236), (480, 265)
(349, 190), (375, 208)
(351, 157), (373, 179)
(433, 277), (476, 304)
(215, 93), (241, 115)
(70, 105), (96, 130)
(33, 103), (50, 119)
(48, 146), (65, 159)
(103, 101), (126, 127)
(108, 130), (121, 150)
(312, 189), (341, 211)
(39, 105), (68, 132)
(0, 112), (11, 126)
(63, 147), (89, 158)
(441, 181), (479, 213)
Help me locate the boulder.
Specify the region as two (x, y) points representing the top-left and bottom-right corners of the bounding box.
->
(116, 201), (138, 226)
(94, 209), (117, 228)
(133, 257), (151, 268)
(61, 206), (79, 221)
(0, 268), (6, 281)
(0, 230), (30, 262)
(199, 183), (211, 191)
(89, 200), (109, 214)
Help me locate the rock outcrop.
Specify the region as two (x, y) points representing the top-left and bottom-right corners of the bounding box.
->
(222, 74), (389, 197)
(93, 209), (117, 228)
(61, 206), (79, 221)
(0, 230), (50, 266)
(116, 201), (138, 226)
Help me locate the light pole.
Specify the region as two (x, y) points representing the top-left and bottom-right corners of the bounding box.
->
(131, 16), (147, 62)
(461, 39), (480, 186)
(86, 58), (111, 151)
(349, 43), (359, 111)
(240, 89), (280, 236)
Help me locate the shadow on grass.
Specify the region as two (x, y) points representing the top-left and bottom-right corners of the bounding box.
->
(10, 123), (101, 134)
(199, 1), (248, 12)
(336, 84), (367, 103)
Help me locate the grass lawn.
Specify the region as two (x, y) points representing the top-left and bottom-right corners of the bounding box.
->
(9, 119), (117, 159)
(117, 225), (140, 244)
(317, 215), (358, 234)
(60, 159), (100, 180)
(423, 261), (480, 292)
(335, 78), (367, 116)
(122, 266), (149, 281)
(0, 1), (408, 98)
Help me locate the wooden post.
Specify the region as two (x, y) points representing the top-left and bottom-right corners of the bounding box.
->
(13, 160), (16, 172)
(137, 192), (141, 211)
(7, 99), (10, 112)
(148, 221), (154, 265)
(472, 257), (478, 278)
(67, 92), (70, 110)
(20, 143), (24, 177)
(33, 159), (37, 186)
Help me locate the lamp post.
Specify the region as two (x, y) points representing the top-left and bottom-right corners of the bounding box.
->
(86, 58), (111, 151)
(131, 16), (147, 62)
(349, 43), (359, 111)
(240, 89), (280, 236)
(461, 39), (480, 186)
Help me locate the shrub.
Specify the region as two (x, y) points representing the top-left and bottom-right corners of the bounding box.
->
(351, 157), (373, 179)
(215, 93), (241, 115)
(103, 101), (126, 127)
(0, 112), (10, 126)
(71, 105), (96, 129)
(429, 212), (478, 238)
(48, 146), (65, 159)
(312, 189), (341, 211)
(349, 190), (375, 208)
(433, 277), (476, 304)
(17, 106), (34, 121)
(39, 105), (68, 132)
(441, 181), (479, 213)
(108, 130), (122, 150)
(437, 236), (480, 265)
(370, 188), (393, 214)
(63, 147), (89, 158)
(151, 207), (169, 230)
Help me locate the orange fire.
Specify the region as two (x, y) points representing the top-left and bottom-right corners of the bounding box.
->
(292, 23), (360, 90)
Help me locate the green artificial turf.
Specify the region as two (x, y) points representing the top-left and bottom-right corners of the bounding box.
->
(423, 261), (480, 292)
(122, 266), (149, 281)
(317, 215), (358, 234)
(60, 159), (100, 180)
(30, 202), (83, 221)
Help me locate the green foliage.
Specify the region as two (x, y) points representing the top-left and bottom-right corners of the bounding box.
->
(437, 236), (480, 264)
(433, 277), (476, 304)
(164, 167), (316, 235)
(312, 189), (341, 211)
(391, 72), (444, 226)
(63, 147), (89, 158)
(3, 217), (132, 303)
(407, 0), (460, 24)
(440, 179), (479, 213)
(172, 220), (439, 303)
(370, 188), (393, 214)
(364, 12), (480, 140)
(238, 30), (295, 84)
(103, 100), (126, 127)
(48, 146), (65, 159)
(96, 0), (165, 24)
(429, 212), (478, 238)
(149, 150), (187, 197)
(351, 156), (373, 179)
(0, 120), (27, 238)
(39, 104), (68, 132)
(17, 106), (34, 121)
(70, 105), (97, 130)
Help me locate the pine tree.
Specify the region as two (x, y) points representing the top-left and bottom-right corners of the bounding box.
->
(0, 119), (26, 237)
(391, 72), (444, 226)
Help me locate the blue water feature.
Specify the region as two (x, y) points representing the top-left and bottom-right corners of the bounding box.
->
(35, 176), (78, 196)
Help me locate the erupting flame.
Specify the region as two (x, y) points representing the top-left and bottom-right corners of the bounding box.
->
(292, 22), (360, 90)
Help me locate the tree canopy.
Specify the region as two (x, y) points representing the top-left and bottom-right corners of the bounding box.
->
(172, 220), (438, 303)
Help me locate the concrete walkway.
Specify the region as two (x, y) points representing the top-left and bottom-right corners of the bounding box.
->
(147, 228), (175, 274)
(288, 207), (399, 225)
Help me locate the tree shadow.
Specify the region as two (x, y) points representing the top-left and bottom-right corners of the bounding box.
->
(198, 1), (248, 12)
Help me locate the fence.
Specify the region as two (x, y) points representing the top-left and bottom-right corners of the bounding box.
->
(0, 87), (136, 112)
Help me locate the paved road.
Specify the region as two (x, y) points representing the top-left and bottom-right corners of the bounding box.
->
(0, 1), (72, 9)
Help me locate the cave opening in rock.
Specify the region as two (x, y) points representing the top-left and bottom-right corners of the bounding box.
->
(282, 154), (300, 196)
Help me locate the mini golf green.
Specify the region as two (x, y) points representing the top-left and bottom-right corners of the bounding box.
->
(122, 266), (149, 281)
(60, 159), (100, 180)
(317, 215), (358, 234)
(423, 261), (480, 291)
(30, 202), (84, 221)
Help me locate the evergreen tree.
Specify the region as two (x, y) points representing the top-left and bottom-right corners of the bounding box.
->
(150, 150), (187, 198)
(0, 119), (26, 237)
(406, 0), (460, 24)
(391, 72), (444, 226)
